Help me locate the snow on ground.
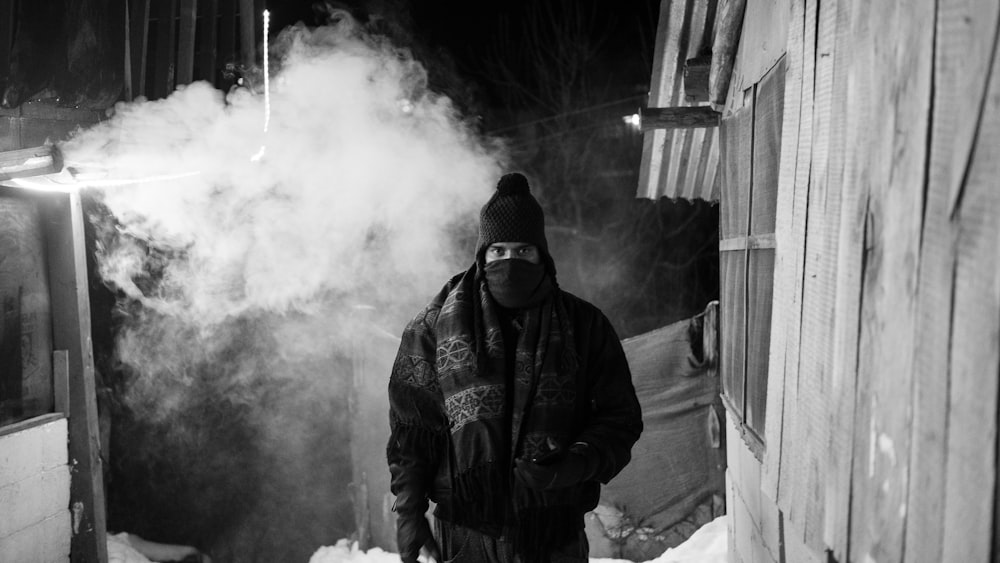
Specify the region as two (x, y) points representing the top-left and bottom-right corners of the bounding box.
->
(308, 515), (729, 563)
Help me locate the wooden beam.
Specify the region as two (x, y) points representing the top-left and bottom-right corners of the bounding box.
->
(41, 191), (107, 563)
(641, 106), (720, 130)
(0, 145), (62, 180)
(176, 0), (197, 85)
(685, 52), (713, 103)
(709, 0), (747, 108)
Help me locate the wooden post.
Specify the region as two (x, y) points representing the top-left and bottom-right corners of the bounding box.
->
(41, 191), (107, 563)
(641, 106), (721, 130)
(176, 0), (197, 85)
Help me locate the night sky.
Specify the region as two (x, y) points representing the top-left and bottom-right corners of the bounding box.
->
(262, 0), (660, 125)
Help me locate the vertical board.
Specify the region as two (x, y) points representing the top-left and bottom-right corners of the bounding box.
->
(822, 0), (860, 557)
(903, 1), (1000, 561)
(41, 192), (107, 563)
(774, 0), (817, 523)
(939, 17), (1000, 560)
(847, 0), (934, 560)
(128, 0), (151, 98)
(788, 0), (840, 550)
(762, 0), (805, 500)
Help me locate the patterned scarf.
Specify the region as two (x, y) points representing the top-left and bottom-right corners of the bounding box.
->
(390, 264), (584, 558)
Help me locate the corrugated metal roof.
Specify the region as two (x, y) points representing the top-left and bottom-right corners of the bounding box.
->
(637, 0), (721, 202)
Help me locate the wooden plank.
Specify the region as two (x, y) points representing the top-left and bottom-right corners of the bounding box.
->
(177, 0), (198, 85)
(197, 0), (219, 83)
(40, 192), (107, 563)
(790, 0), (839, 550)
(761, 0), (806, 503)
(0, 513), (72, 563)
(0, 145), (61, 180)
(846, 0), (934, 560)
(771, 0), (816, 524)
(822, 0), (861, 557)
(939, 17), (1000, 560)
(239, 0), (256, 68)
(642, 106), (720, 129)
(53, 350), (69, 414)
(903, 2), (1000, 562)
(719, 233), (776, 252)
(153, 0), (177, 98)
(0, 416), (67, 485)
(127, 0), (150, 99)
(0, 465), (71, 539)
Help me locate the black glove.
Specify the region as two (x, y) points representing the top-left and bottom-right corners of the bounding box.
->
(393, 488), (441, 563)
(396, 511), (441, 563)
(514, 441), (600, 490)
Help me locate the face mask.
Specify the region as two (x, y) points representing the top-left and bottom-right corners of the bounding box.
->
(484, 259), (552, 309)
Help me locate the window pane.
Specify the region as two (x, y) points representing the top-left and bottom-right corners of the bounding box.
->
(0, 195), (55, 426)
(720, 249), (746, 416)
(719, 106), (753, 240)
(750, 57), (786, 236)
(745, 248), (775, 435)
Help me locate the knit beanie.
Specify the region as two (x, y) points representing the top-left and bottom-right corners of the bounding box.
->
(476, 173), (549, 259)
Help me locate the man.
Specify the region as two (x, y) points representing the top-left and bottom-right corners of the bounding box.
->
(387, 172), (642, 563)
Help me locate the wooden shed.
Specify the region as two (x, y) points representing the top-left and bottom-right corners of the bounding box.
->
(640, 0), (1000, 561)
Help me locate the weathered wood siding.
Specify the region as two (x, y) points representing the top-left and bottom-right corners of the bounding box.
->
(723, 0), (1000, 561)
(0, 416), (71, 563)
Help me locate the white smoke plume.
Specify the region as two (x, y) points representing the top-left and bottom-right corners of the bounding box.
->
(65, 17), (500, 330)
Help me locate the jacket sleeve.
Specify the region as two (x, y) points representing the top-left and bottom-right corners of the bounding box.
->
(574, 310), (643, 484)
(386, 306), (449, 512)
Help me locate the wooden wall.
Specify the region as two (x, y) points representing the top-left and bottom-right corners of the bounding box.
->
(724, 0), (1000, 561)
(0, 416), (71, 562)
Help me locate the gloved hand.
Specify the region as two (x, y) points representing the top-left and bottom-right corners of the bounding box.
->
(396, 511), (441, 563)
(514, 441), (600, 490)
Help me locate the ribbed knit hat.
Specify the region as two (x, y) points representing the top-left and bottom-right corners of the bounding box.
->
(476, 173), (549, 258)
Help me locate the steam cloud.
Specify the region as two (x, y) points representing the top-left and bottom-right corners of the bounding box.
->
(61, 15), (504, 558)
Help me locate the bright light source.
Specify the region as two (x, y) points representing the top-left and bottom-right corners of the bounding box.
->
(399, 99), (414, 114)
(622, 113), (641, 130)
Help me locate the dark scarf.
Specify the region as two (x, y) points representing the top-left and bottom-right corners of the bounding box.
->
(395, 264), (583, 560)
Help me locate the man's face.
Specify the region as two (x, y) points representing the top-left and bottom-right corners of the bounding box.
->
(484, 242), (541, 264)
